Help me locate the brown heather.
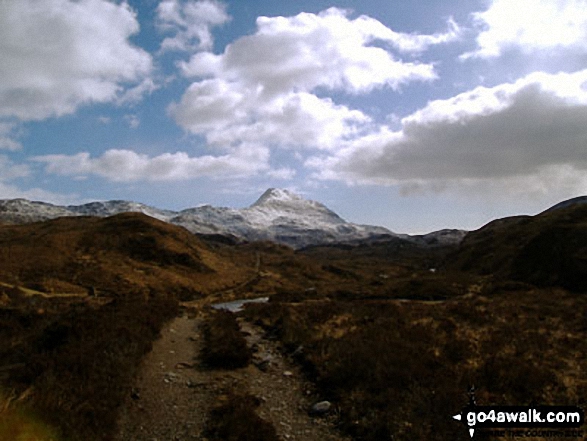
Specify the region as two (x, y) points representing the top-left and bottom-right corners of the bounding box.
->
(1, 204), (587, 440)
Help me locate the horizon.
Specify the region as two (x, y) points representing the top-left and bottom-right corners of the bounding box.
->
(1, 186), (580, 235)
(2, 0), (587, 234)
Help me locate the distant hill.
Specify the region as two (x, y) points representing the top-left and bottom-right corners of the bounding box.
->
(542, 195), (587, 213)
(448, 203), (587, 292)
(0, 212), (255, 299)
(0, 188), (466, 249)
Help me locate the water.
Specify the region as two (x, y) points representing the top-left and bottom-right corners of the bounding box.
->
(211, 297), (269, 313)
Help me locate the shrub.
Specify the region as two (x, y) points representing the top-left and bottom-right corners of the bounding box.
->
(201, 310), (251, 369)
(205, 393), (279, 441)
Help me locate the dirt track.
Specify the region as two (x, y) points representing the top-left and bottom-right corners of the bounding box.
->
(114, 309), (349, 440)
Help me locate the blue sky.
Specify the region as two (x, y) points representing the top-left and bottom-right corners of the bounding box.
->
(2, 0), (587, 233)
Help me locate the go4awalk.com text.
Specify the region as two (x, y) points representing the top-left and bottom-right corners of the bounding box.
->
(453, 404), (584, 438)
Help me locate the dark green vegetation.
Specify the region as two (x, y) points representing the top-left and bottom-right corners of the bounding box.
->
(1, 201), (587, 440)
(205, 393), (279, 441)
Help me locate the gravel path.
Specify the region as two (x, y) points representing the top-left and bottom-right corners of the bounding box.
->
(238, 318), (350, 441)
(114, 313), (214, 441)
(114, 309), (350, 441)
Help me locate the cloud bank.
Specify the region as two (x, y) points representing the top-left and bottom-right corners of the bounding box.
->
(464, 0), (587, 59)
(171, 8), (459, 152)
(310, 70), (587, 198)
(33, 147), (270, 182)
(0, 0), (152, 121)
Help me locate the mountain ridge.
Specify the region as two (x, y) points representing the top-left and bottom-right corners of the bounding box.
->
(0, 188), (465, 248)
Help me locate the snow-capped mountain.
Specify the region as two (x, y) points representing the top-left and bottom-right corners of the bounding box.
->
(0, 189), (463, 248)
(68, 200), (175, 221)
(170, 188), (394, 248)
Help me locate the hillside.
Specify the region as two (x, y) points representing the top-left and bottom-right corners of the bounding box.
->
(0, 212), (258, 299)
(447, 203), (587, 292)
(1, 197), (587, 441)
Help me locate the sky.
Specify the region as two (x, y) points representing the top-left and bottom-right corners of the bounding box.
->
(1, 0), (587, 234)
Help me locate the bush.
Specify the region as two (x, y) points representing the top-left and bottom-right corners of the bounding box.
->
(201, 310), (251, 369)
(205, 393), (279, 441)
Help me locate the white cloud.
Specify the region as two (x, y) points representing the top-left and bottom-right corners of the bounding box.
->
(171, 8), (457, 153)
(33, 147), (270, 182)
(169, 82), (371, 150)
(0, 0), (152, 121)
(0, 155), (30, 181)
(180, 8), (440, 94)
(157, 0), (230, 52)
(310, 69), (587, 198)
(463, 0), (587, 59)
(0, 122), (23, 151)
(124, 114), (141, 129)
(0, 182), (80, 205)
(266, 167), (296, 180)
(0, 156), (78, 205)
(352, 14), (462, 55)
(116, 78), (159, 106)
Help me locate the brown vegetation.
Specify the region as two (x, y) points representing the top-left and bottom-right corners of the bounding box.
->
(0, 213), (257, 299)
(205, 393), (279, 441)
(200, 310), (252, 369)
(244, 286), (587, 440)
(0, 287), (178, 440)
(0, 213), (259, 440)
(1, 203), (586, 440)
(448, 204), (587, 292)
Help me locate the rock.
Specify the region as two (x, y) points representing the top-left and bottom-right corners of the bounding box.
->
(175, 362), (195, 369)
(283, 370), (294, 377)
(164, 372), (182, 383)
(309, 401), (332, 416)
(291, 345), (304, 357)
(253, 355), (274, 372)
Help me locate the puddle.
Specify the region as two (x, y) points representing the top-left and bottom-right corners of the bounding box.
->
(211, 297), (269, 313)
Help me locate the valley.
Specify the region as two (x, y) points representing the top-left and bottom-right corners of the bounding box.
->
(0, 191), (586, 440)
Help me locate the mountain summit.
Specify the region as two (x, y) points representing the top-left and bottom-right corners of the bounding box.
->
(171, 188), (391, 248)
(251, 188), (341, 218)
(0, 189), (394, 248)
(252, 188), (304, 207)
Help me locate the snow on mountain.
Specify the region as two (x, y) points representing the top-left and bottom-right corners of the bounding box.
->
(69, 200), (175, 221)
(248, 188), (345, 227)
(170, 188), (394, 248)
(0, 199), (75, 223)
(0, 189), (464, 248)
